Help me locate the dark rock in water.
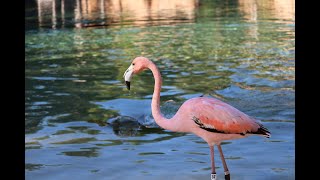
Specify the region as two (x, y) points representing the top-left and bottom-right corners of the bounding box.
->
(106, 101), (182, 136)
(107, 116), (142, 137)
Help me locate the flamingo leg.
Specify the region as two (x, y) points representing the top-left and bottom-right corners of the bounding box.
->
(217, 144), (230, 180)
(210, 146), (217, 180)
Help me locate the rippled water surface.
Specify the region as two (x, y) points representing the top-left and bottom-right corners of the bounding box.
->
(25, 0), (295, 179)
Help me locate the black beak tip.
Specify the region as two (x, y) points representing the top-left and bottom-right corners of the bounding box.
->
(125, 81), (130, 90)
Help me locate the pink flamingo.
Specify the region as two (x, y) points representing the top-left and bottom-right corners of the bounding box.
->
(123, 57), (271, 180)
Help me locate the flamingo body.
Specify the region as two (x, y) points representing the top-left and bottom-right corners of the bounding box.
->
(171, 97), (270, 145)
(123, 57), (270, 180)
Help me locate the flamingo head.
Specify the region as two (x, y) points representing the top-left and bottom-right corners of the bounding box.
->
(123, 57), (150, 90)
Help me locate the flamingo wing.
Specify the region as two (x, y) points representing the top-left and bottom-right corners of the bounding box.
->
(190, 97), (270, 137)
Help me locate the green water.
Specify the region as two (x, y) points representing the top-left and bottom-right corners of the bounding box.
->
(25, 0), (295, 179)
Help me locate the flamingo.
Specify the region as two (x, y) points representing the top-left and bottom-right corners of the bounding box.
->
(123, 57), (271, 180)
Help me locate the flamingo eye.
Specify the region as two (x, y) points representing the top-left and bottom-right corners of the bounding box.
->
(132, 63), (135, 65)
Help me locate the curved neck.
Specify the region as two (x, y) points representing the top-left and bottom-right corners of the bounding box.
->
(147, 61), (176, 131)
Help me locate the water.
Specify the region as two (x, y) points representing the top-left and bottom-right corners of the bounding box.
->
(25, 0), (295, 179)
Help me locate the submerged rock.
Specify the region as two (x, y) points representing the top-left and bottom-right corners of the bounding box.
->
(107, 116), (142, 137)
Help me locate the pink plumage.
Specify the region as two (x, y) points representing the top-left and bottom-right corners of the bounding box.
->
(124, 57), (271, 180)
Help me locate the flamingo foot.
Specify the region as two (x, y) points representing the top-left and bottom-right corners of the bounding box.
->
(224, 171), (230, 180)
(211, 173), (217, 180)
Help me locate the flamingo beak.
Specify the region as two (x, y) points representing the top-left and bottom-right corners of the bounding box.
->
(123, 64), (134, 90)
(125, 81), (130, 90)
